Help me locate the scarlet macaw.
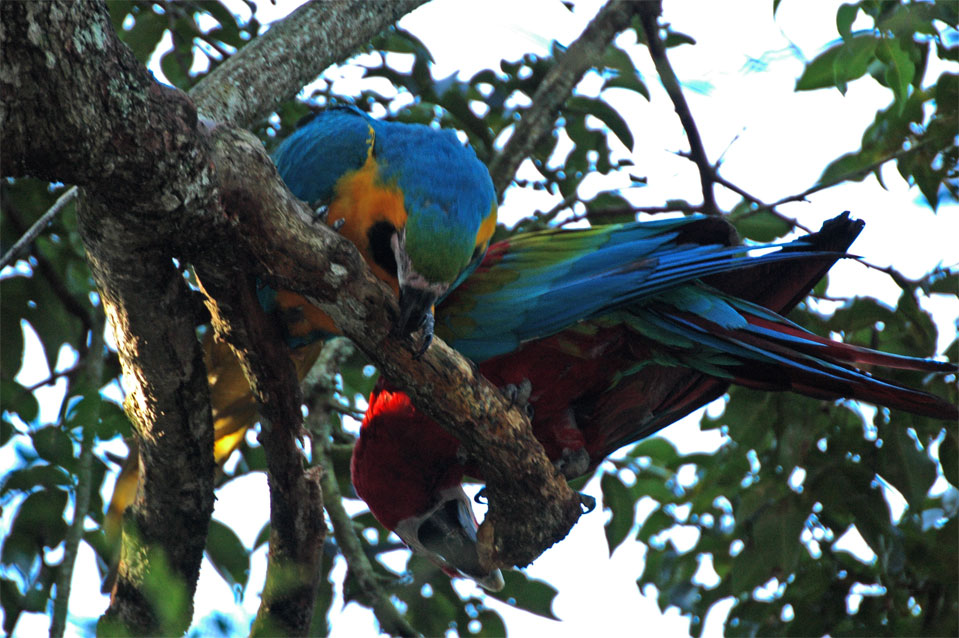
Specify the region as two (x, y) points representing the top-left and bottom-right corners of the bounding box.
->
(350, 213), (958, 590)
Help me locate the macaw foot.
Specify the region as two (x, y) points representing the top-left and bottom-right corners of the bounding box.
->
(554, 447), (590, 480)
(312, 202), (345, 230)
(411, 309), (434, 360)
(501, 378), (534, 419)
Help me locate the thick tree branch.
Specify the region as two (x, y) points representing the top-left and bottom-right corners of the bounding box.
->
(190, 0), (428, 125)
(487, 0), (639, 198)
(192, 250), (327, 636)
(3, 3), (217, 635)
(637, 2), (720, 215)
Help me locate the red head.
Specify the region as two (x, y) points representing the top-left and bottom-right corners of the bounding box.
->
(350, 385), (504, 590)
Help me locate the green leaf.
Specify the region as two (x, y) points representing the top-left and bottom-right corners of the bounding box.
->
(837, 3), (859, 41)
(834, 35), (880, 94)
(160, 50), (191, 90)
(121, 9), (167, 65)
(485, 570), (559, 620)
(471, 608), (507, 637)
(817, 148), (883, 186)
(629, 437), (679, 464)
(1, 379), (39, 425)
(253, 522), (270, 550)
(876, 38), (915, 110)
(31, 426), (75, 467)
(877, 424), (936, 510)
(566, 96), (634, 150)
(205, 519), (251, 594)
(732, 209), (792, 242)
(1, 465), (73, 496)
(731, 498), (806, 591)
(940, 431), (958, 487)
(927, 271), (958, 295)
(796, 43), (844, 91)
(5, 488), (69, 555)
(1, 315), (24, 377)
(796, 36), (878, 92)
(663, 31), (696, 48)
(584, 191), (634, 225)
(198, 1), (245, 49)
(637, 506), (674, 544)
(601, 472), (635, 555)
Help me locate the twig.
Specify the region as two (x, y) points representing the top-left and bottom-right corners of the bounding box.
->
(708, 172), (813, 233)
(750, 141), (934, 216)
(0, 186), (76, 270)
(303, 338), (419, 637)
(329, 403), (365, 421)
(23, 365), (81, 393)
(487, 0), (639, 198)
(559, 202), (704, 226)
(2, 199), (94, 333)
(50, 322), (104, 638)
(636, 3), (719, 215)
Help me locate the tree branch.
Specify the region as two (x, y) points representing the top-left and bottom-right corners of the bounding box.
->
(0, 186), (77, 270)
(487, 0), (639, 198)
(190, 0), (428, 126)
(50, 322), (105, 638)
(637, 2), (719, 215)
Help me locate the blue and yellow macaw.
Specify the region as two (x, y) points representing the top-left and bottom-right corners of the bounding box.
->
(350, 213), (958, 589)
(103, 106), (497, 577)
(271, 105), (498, 347)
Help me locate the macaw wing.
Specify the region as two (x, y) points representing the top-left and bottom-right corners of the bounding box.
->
(436, 214), (853, 362)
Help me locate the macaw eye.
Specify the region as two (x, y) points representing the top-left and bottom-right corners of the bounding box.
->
(368, 221), (398, 277)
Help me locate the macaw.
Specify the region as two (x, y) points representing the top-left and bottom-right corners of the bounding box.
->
(103, 106), (495, 583)
(272, 105), (498, 347)
(350, 213), (958, 590)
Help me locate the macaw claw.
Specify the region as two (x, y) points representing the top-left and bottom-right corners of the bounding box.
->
(502, 379), (534, 419)
(411, 310), (435, 360)
(554, 447), (590, 479)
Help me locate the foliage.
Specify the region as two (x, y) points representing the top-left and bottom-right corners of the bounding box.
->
(1, 0), (956, 636)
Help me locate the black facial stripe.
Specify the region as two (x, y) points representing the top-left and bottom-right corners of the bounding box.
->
(368, 221), (398, 277)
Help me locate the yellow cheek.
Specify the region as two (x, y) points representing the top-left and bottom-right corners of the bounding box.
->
(327, 156), (406, 292)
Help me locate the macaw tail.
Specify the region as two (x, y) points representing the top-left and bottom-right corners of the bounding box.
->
(589, 295), (957, 461)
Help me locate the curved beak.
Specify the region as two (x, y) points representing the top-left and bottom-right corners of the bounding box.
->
(396, 285), (438, 337)
(394, 486), (505, 591)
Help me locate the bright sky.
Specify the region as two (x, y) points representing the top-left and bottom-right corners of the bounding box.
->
(7, 0), (958, 636)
